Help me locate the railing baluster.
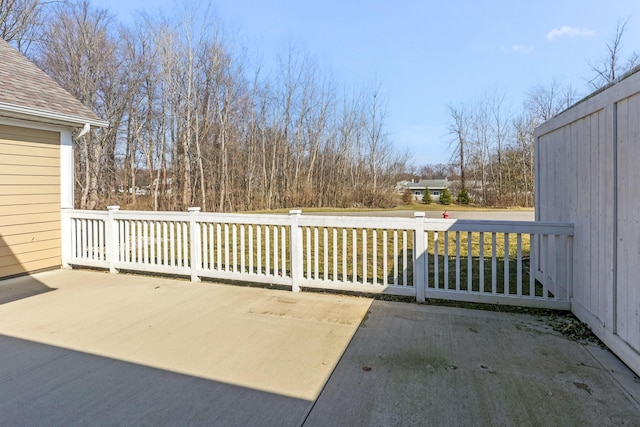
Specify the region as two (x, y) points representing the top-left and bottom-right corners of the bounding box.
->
(149, 221), (155, 265)
(306, 227), (311, 279)
(273, 226), (278, 277)
(241, 225), (245, 273)
(256, 225), (261, 274)
(323, 228), (328, 281)
(265, 226), (270, 276)
(169, 222), (175, 267)
(143, 221), (149, 264)
(97, 220), (104, 261)
(216, 223), (222, 270)
(281, 226), (286, 277)
(89, 219), (96, 260)
(504, 233), (510, 295)
(176, 222), (182, 267)
(352, 228), (357, 283)
(233, 224), (238, 273)
(393, 230), (398, 286)
(248, 225), (253, 274)
(434, 231), (439, 289)
(467, 231), (472, 291)
(373, 229), (377, 285)
(455, 231), (461, 291)
(314, 227), (319, 280)
(82, 219), (88, 259)
(444, 231), (450, 289)
(529, 233), (535, 296)
(342, 228), (347, 282)
(333, 228), (338, 281)
(183, 222), (189, 268)
(479, 232), (485, 293)
(224, 223), (230, 272)
(163, 222), (168, 267)
(383, 229), (388, 286)
(137, 220), (143, 263)
(201, 223), (208, 270)
(362, 229), (367, 285)
(491, 233), (497, 294)
(517, 234), (522, 296)
(402, 230), (407, 287)
(125, 220), (131, 263)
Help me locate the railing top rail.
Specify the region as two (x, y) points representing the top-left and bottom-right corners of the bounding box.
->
(65, 210), (108, 220)
(422, 219), (574, 235)
(65, 209), (573, 236)
(297, 215), (415, 229)
(197, 212), (291, 226)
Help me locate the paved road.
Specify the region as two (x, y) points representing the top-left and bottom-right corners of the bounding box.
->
(305, 209), (535, 221)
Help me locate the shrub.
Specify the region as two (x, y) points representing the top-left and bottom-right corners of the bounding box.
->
(439, 188), (452, 205)
(457, 188), (470, 205)
(402, 188), (414, 204)
(422, 189), (432, 204)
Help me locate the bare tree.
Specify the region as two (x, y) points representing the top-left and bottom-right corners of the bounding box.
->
(588, 18), (640, 90)
(0, 0), (44, 52)
(38, 0), (139, 209)
(524, 80), (576, 123)
(448, 104), (470, 191)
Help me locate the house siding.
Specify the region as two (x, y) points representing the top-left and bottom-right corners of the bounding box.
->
(0, 124), (61, 278)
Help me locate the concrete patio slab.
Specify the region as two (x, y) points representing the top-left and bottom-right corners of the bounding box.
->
(0, 270), (371, 426)
(305, 301), (640, 426)
(1, 270), (639, 426)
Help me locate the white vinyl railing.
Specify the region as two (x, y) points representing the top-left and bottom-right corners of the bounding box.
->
(62, 207), (574, 309)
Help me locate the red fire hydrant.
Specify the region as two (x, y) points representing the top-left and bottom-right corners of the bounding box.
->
(442, 211), (449, 219)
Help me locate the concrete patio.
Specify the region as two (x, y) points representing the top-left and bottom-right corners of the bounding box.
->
(0, 270), (639, 426)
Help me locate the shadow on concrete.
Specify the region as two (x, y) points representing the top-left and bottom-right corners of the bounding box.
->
(0, 234), (56, 305)
(0, 334), (311, 426)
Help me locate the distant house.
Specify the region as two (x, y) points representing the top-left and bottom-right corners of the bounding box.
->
(397, 178), (449, 201)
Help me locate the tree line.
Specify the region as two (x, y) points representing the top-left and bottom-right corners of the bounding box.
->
(3, 0), (407, 211)
(3, 1), (637, 210)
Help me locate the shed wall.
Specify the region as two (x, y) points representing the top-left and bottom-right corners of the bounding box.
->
(535, 70), (640, 375)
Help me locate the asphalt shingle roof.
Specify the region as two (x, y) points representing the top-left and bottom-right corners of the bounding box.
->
(0, 39), (104, 125)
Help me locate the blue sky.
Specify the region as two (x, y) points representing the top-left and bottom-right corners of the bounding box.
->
(94, 0), (640, 166)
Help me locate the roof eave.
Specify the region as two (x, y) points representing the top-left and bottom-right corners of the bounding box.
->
(0, 103), (109, 128)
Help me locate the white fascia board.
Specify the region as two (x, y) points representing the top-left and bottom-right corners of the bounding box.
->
(0, 102), (109, 128)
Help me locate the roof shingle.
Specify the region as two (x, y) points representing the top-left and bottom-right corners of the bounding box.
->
(0, 39), (106, 126)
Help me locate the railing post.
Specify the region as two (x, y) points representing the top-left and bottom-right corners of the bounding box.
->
(414, 212), (426, 303)
(61, 208), (72, 269)
(188, 207), (201, 282)
(106, 206), (120, 274)
(289, 210), (302, 292)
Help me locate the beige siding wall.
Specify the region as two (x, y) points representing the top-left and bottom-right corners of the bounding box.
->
(535, 70), (640, 376)
(0, 124), (61, 278)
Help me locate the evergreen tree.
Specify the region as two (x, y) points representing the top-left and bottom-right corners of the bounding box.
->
(457, 188), (470, 205)
(422, 189), (432, 204)
(440, 188), (452, 205)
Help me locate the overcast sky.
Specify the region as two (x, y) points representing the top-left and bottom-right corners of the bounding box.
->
(93, 0), (640, 167)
